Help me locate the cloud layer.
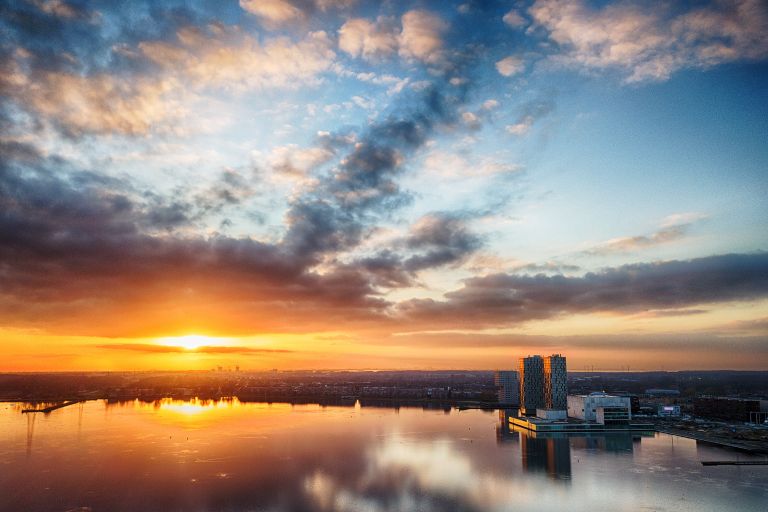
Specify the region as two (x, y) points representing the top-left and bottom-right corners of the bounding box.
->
(399, 253), (768, 328)
(0, 0), (766, 369)
(530, 0), (768, 82)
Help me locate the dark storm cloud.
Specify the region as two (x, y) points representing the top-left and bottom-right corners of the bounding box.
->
(403, 213), (483, 272)
(0, 12), (488, 333)
(385, 331), (768, 353)
(273, 1), (511, 268)
(353, 251), (416, 288)
(333, 213), (484, 291)
(272, 4), (506, 294)
(0, 141), (189, 238)
(399, 253), (768, 327)
(0, 141), (386, 333)
(282, 83), (468, 267)
(0, 1), (504, 336)
(194, 169), (256, 216)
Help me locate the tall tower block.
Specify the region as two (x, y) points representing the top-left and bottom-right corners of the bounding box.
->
(518, 355), (544, 415)
(544, 354), (567, 409)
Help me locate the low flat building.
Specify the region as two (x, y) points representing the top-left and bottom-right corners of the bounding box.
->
(536, 409), (567, 421)
(567, 393), (632, 425)
(645, 388), (680, 397)
(693, 396), (766, 422)
(658, 405), (681, 417)
(510, 415), (653, 433)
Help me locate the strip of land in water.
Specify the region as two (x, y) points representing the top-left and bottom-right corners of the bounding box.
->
(654, 424), (768, 455)
(20, 400), (84, 413)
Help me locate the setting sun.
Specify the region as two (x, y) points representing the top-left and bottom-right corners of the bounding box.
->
(158, 335), (220, 351)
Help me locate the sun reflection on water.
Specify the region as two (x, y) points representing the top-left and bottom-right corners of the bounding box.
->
(126, 397), (296, 428)
(123, 397), (247, 426)
(158, 397), (239, 415)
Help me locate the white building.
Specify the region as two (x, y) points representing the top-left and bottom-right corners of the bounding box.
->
(567, 393), (631, 424)
(494, 370), (519, 405)
(658, 405), (681, 417)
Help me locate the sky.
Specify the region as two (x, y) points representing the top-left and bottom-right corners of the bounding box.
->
(1, 0), (767, 371)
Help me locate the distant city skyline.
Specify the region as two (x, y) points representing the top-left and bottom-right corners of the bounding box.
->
(0, 0), (767, 371)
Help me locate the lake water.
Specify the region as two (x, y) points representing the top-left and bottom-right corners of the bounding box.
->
(1, 399), (766, 511)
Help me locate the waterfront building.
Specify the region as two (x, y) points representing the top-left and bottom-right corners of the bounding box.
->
(519, 356), (544, 415)
(519, 354), (569, 415)
(520, 432), (572, 480)
(543, 354), (567, 409)
(535, 409), (567, 420)
(693, 396), (768, 423)
(658, 405), (681, 417)
(615, 393), (641, 415)
(567, 393), (632, 424)
(494, 370), (519, 405)
(644, 388), (680, 397)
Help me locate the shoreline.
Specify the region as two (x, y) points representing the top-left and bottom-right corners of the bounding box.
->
(6, 397), (768, 454)
(654, 426), (768, 455)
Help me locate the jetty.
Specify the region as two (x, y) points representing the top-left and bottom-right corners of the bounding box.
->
(21, 400), (83, 414)
(510, 415), (654, 433)
(701, 460), (768, 466)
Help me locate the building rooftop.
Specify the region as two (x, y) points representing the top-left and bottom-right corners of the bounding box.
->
(568, 392), (623, 398)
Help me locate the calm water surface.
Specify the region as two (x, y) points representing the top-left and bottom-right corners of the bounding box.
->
(1, 399), (766, 511)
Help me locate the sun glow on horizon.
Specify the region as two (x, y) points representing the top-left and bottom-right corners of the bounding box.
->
(157, 335), (222, 351)
(156, 397), (240, 416)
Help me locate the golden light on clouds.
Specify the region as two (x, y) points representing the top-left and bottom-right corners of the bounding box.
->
(0, 0), (766, 372)
(157, 334), (224, 351)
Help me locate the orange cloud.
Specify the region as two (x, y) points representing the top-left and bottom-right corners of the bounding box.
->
(97, 343), (293, 354)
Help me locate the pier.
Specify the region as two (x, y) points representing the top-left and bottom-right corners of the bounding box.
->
(510, 415), (655, 433)
(21, 400), (84, 414)
(701, 460), (768, 466)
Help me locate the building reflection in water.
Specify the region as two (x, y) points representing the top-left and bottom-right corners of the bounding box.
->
(496, 409), (519, 443)
(519, 431), (572, 481)
(569, 433), (637, 452)
(26, 412), (35, 457)
(497, 409), (652, 482)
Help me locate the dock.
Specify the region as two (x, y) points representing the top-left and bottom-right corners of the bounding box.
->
(655, 426), (768, 455)
(510, 415), (655, 433)
(21, 400), (83, 413)
(701, 460), (768, 466)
